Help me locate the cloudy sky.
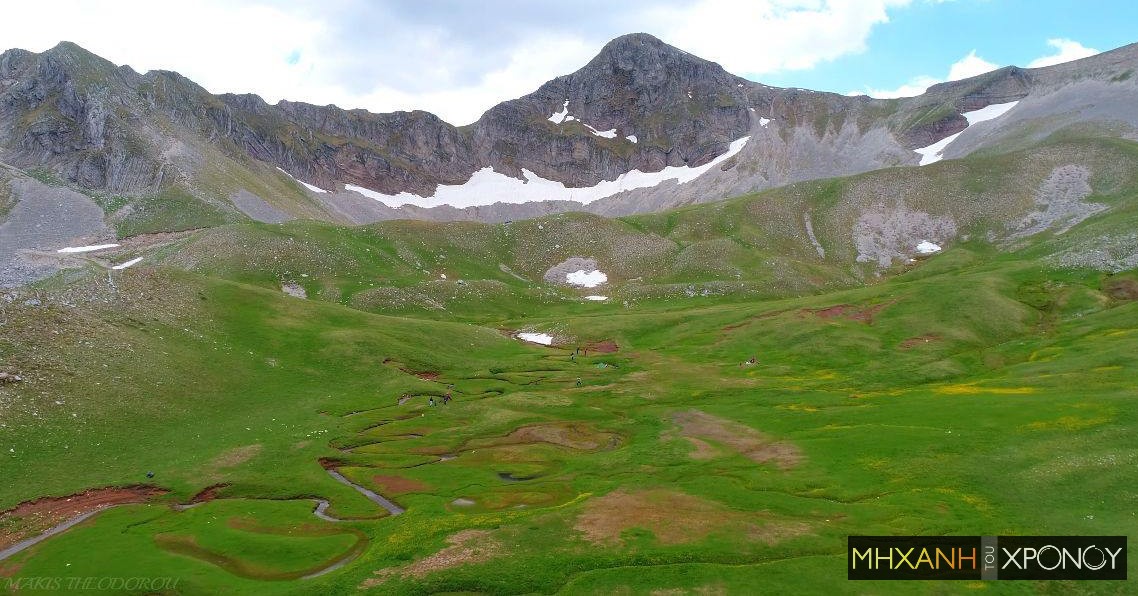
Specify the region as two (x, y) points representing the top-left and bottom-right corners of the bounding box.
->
(2, 0), (1134, 125)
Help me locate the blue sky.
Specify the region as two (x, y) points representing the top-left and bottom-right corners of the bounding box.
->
(2, 0), (1134, 124)
(766, 0), (1138, 95)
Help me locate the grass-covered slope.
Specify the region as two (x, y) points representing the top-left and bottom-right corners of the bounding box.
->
(1, 134), (1136, 594)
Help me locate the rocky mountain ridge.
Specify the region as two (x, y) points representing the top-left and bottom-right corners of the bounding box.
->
(1, 33), (1136, 228)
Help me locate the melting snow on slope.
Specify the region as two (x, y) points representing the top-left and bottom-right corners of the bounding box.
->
(583, 123), (618, 139)
(58, 244), (119, 253)
(962, 102), (1019, 125)
(111, 257), (143, 270)
(351, 136), (751, 209)
(759, 118), (771, 127)
(916, 241), (942, 254)
(566, 269), (607, 288)
(626, 135), (637, 143)
(276, 167), (327, 193)
(584, 295), (608, 301)
(913, 101), (1019, 165)
(548, 100), (570, 124)
(516, 332), (554, 345)
(549, 101), (621, 139)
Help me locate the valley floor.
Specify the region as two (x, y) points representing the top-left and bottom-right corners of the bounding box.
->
(1, 234), (1136, 594)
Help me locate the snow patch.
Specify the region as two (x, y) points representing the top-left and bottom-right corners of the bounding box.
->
(111, 257), (142, 270)
(916, 241), (942, 254)
(516, 332), (553, 346)
(913, 101), (1019, 165)
(759, 118), (771, 127)
(626, 135), (637, 143)
(584, 295), (608, 301)
(963, 102), (1019, 125)
(548, 100), (569, 124)
(276, 167), (327, 193)
(583, 123), (617, 138)
(350, 136), (750, 209)
(566, 269), (607, 288)
(57, 244), (119, 253)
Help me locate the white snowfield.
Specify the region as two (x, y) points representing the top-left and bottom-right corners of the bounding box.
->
(916, 241), (942, 254)
(548, 100), (570, 124)
(584, 295), (608, 301)
(583, 123), (618, 138)
(626, 135), (638, 143)
(57, 244), (119, 253)
(913, 101), (1019, 165)
(566, 269), (607, 288)
(277, 167), (327, 193)
(759, 118), (771, 127)
(111, 257), (143, 270)
(516, 332), (553, 345)
(351, 136), (751, 209)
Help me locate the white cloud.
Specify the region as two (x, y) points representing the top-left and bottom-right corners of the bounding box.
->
(2, 0), (921, 125)
(858, 50), (997, 98)
(1027, 38), (1099, 68)
(946, 50), (999, 80)
(649, 0), (912, 76)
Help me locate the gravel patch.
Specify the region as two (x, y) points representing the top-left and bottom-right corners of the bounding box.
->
(853, 204), (957, 267)
(1008, 165), (1105, 239)
(231, 189), (293, 224)
(0, 178), (111, 287)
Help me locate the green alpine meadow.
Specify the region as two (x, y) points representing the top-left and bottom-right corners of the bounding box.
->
(2, 8), (1137, 595)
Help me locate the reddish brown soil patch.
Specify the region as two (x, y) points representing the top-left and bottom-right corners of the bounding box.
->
(189, 483), (229, 504)
(683, 437), (719, 460)
(673, 410), (802, 470)
(575, 489), (809, 546)
(362, 530), (500, 587)
(318, 457), (344, 470)
(412, 371), (440, 381)
(467, 422), (620, 451)
(1104, 278), (1138, 301)
(372, 475), (430, 495)
(0, 486), (167, 549)
(584, 340), (619, 353)
(804, 302), (889, 324)
(898, 334), (942, 349)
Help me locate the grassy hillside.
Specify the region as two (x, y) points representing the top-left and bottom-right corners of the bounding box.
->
(1, 135), (1136, 593)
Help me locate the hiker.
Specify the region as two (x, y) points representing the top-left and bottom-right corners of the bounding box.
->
(575, 377), (582, 387)
(146, 471), (155, 479)
(444, 391), (452, 404)
(429, 397), (436, 407)
(748, 355), (756, 365)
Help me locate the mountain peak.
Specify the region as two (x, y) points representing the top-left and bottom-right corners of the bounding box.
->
(588, 32), (713, 70)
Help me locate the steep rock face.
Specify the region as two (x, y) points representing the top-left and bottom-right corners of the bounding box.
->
(472, 33), (754, 186)
(0, 35), (1135, 228)
(0, 43), (164, 194)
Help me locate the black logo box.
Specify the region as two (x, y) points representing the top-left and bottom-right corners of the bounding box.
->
(848, 536), (1127, 580)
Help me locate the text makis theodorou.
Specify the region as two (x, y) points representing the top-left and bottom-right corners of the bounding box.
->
(848, 536), (1126, 580)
